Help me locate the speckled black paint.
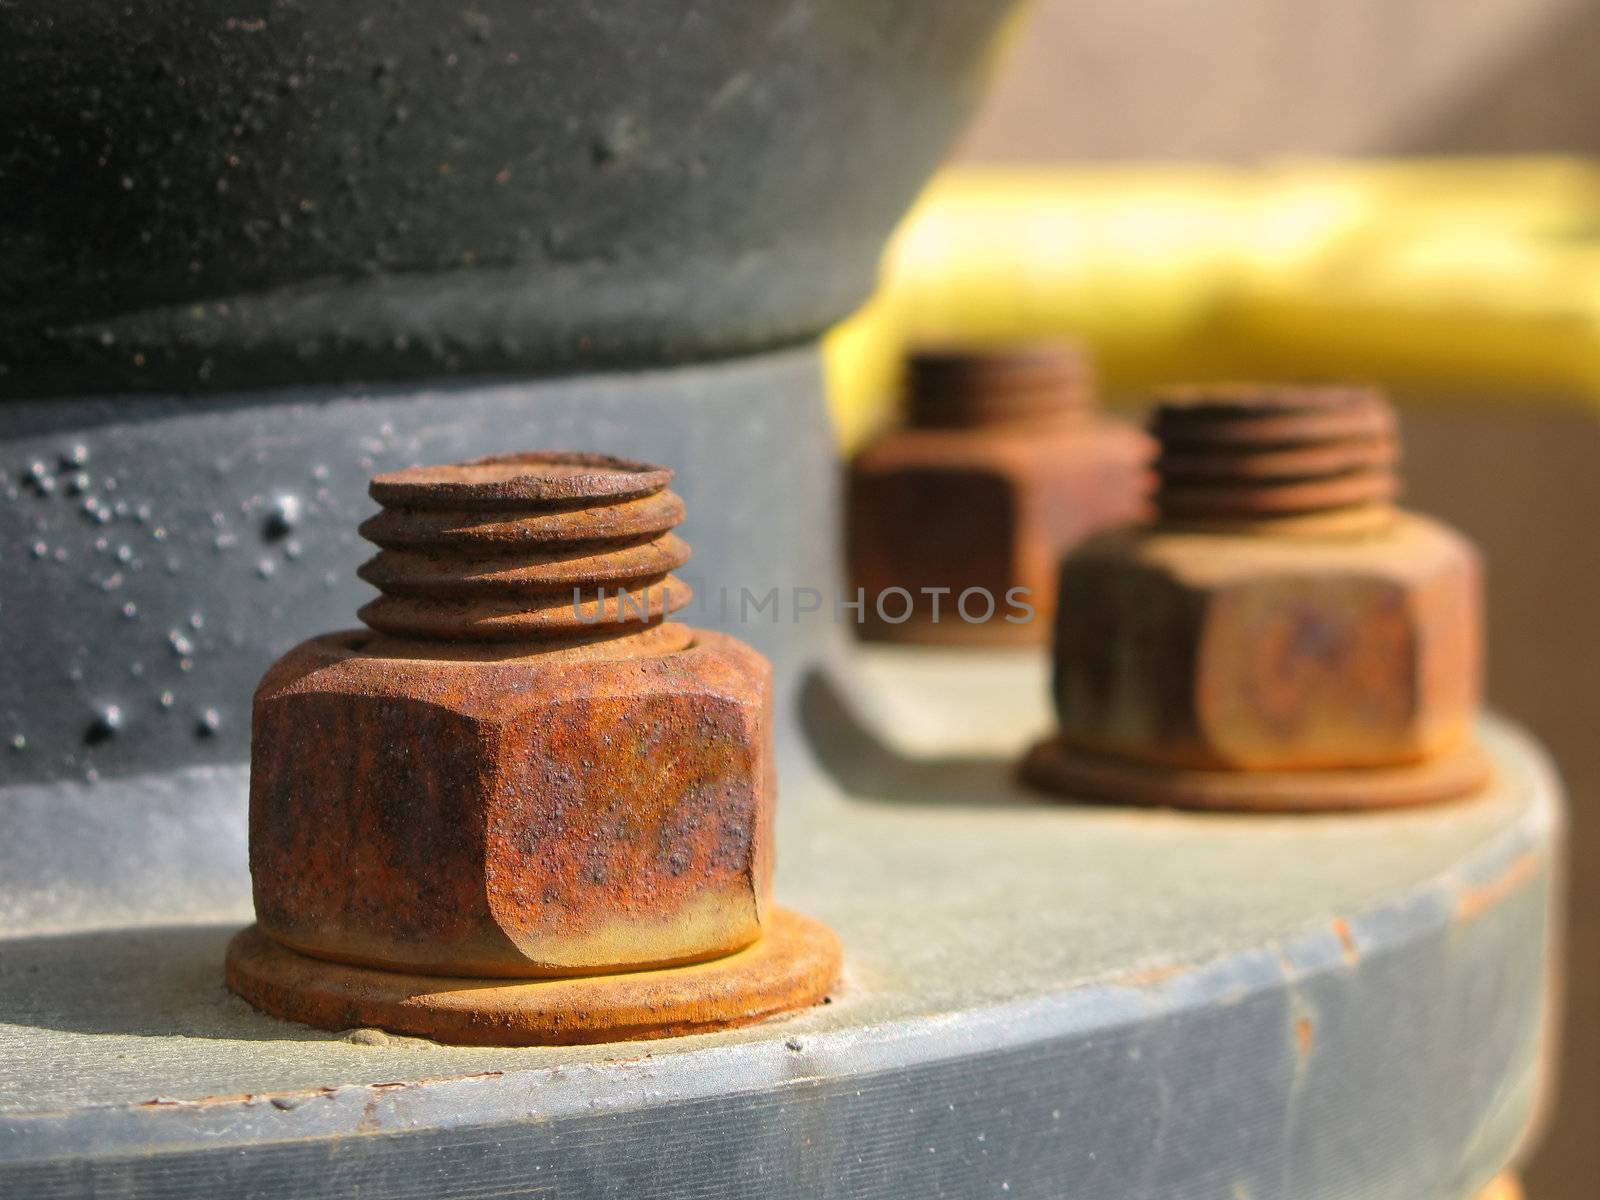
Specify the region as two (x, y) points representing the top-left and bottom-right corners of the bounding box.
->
(1, 0), (1016, 395)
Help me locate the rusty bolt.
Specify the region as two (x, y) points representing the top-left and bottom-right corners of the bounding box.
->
(847, 342), (1152, 645)
(1024, 384), (1488, 810)
(246, 452), (783, 979)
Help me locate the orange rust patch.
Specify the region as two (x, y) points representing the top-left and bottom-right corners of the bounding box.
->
(1295, 1016), (1314, 1059)
(136, 1072), (507, 1112)
(1108, 962), (1191, 988)
(138, 1092), (259, 1109)
(1330, 918), (1359, 964)
(1456, 852), (1543, 923)
(249, 629), (776, 979)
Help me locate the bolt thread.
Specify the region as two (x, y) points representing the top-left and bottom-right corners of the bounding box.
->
(356, 452), (692, 641)
(1151, 384), (1400, 523)
(906, 343), (1095, 430)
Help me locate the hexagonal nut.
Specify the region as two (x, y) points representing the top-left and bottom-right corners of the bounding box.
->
(1052, 513), (1481, 770)
(847, 420), (1150, 640)
(248, 629), (774, 978)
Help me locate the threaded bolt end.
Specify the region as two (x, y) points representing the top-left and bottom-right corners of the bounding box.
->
(1151, 384), (1400, 523)
(906, 343), (1096, 430)
(356, 452), (692, 641)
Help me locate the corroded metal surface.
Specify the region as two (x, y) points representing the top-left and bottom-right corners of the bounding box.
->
(357, 452), (693, 641)
(847, 344), (1151, 644)
(225, 907), (842, 1046)
(1029, 384), (1486, 810)
(251, 628), (775, 977)
(904, 343), (1097, 428)
(240, 452), (836, 1038)
(1153, 385), (1401, 520)
(1045, 515), (1483, 772)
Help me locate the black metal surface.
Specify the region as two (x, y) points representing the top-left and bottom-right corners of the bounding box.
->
(0, 0), (1016, 396)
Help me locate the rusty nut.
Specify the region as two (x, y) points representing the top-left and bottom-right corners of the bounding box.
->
(848, 417), (1150, 643)
(249, 627), (774, 978)
(1052, 512), (1482, 772)
(848, 343), (1150, 645)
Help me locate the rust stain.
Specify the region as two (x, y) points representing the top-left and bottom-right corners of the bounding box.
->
(1108, 962), (1191, 988)
(138, 1092), (262, 1110)
(1456, 851), (1543, 923)
(137, 1072), (506, 1113)
(1330, 918), (1359, 964)
(1295, 1016), (1314, 1059)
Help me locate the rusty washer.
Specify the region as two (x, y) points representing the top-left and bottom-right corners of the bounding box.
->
(1023, 384), (1490, 812)
(226, 452), (841, 1043)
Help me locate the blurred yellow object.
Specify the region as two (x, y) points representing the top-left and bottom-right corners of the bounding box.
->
(825, 166), (1248, 449)
(883, 167), (1241, 356)
(1229, 158), (1600, 397)
(825, 159), (1600, 451)
(1246, 158), (1600, 260)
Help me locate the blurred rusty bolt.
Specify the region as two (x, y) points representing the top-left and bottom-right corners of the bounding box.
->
(1024, 384), (1489, 811)
(245, 453), (786, 980)
(847, 342), (1153, 645)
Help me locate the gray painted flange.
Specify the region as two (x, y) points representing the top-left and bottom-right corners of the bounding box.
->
(0, 644), (1559, 1200)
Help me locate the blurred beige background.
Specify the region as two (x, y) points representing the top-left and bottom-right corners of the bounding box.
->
(958, 0), (1600, 161)
(951, 4), (1600, 1198)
